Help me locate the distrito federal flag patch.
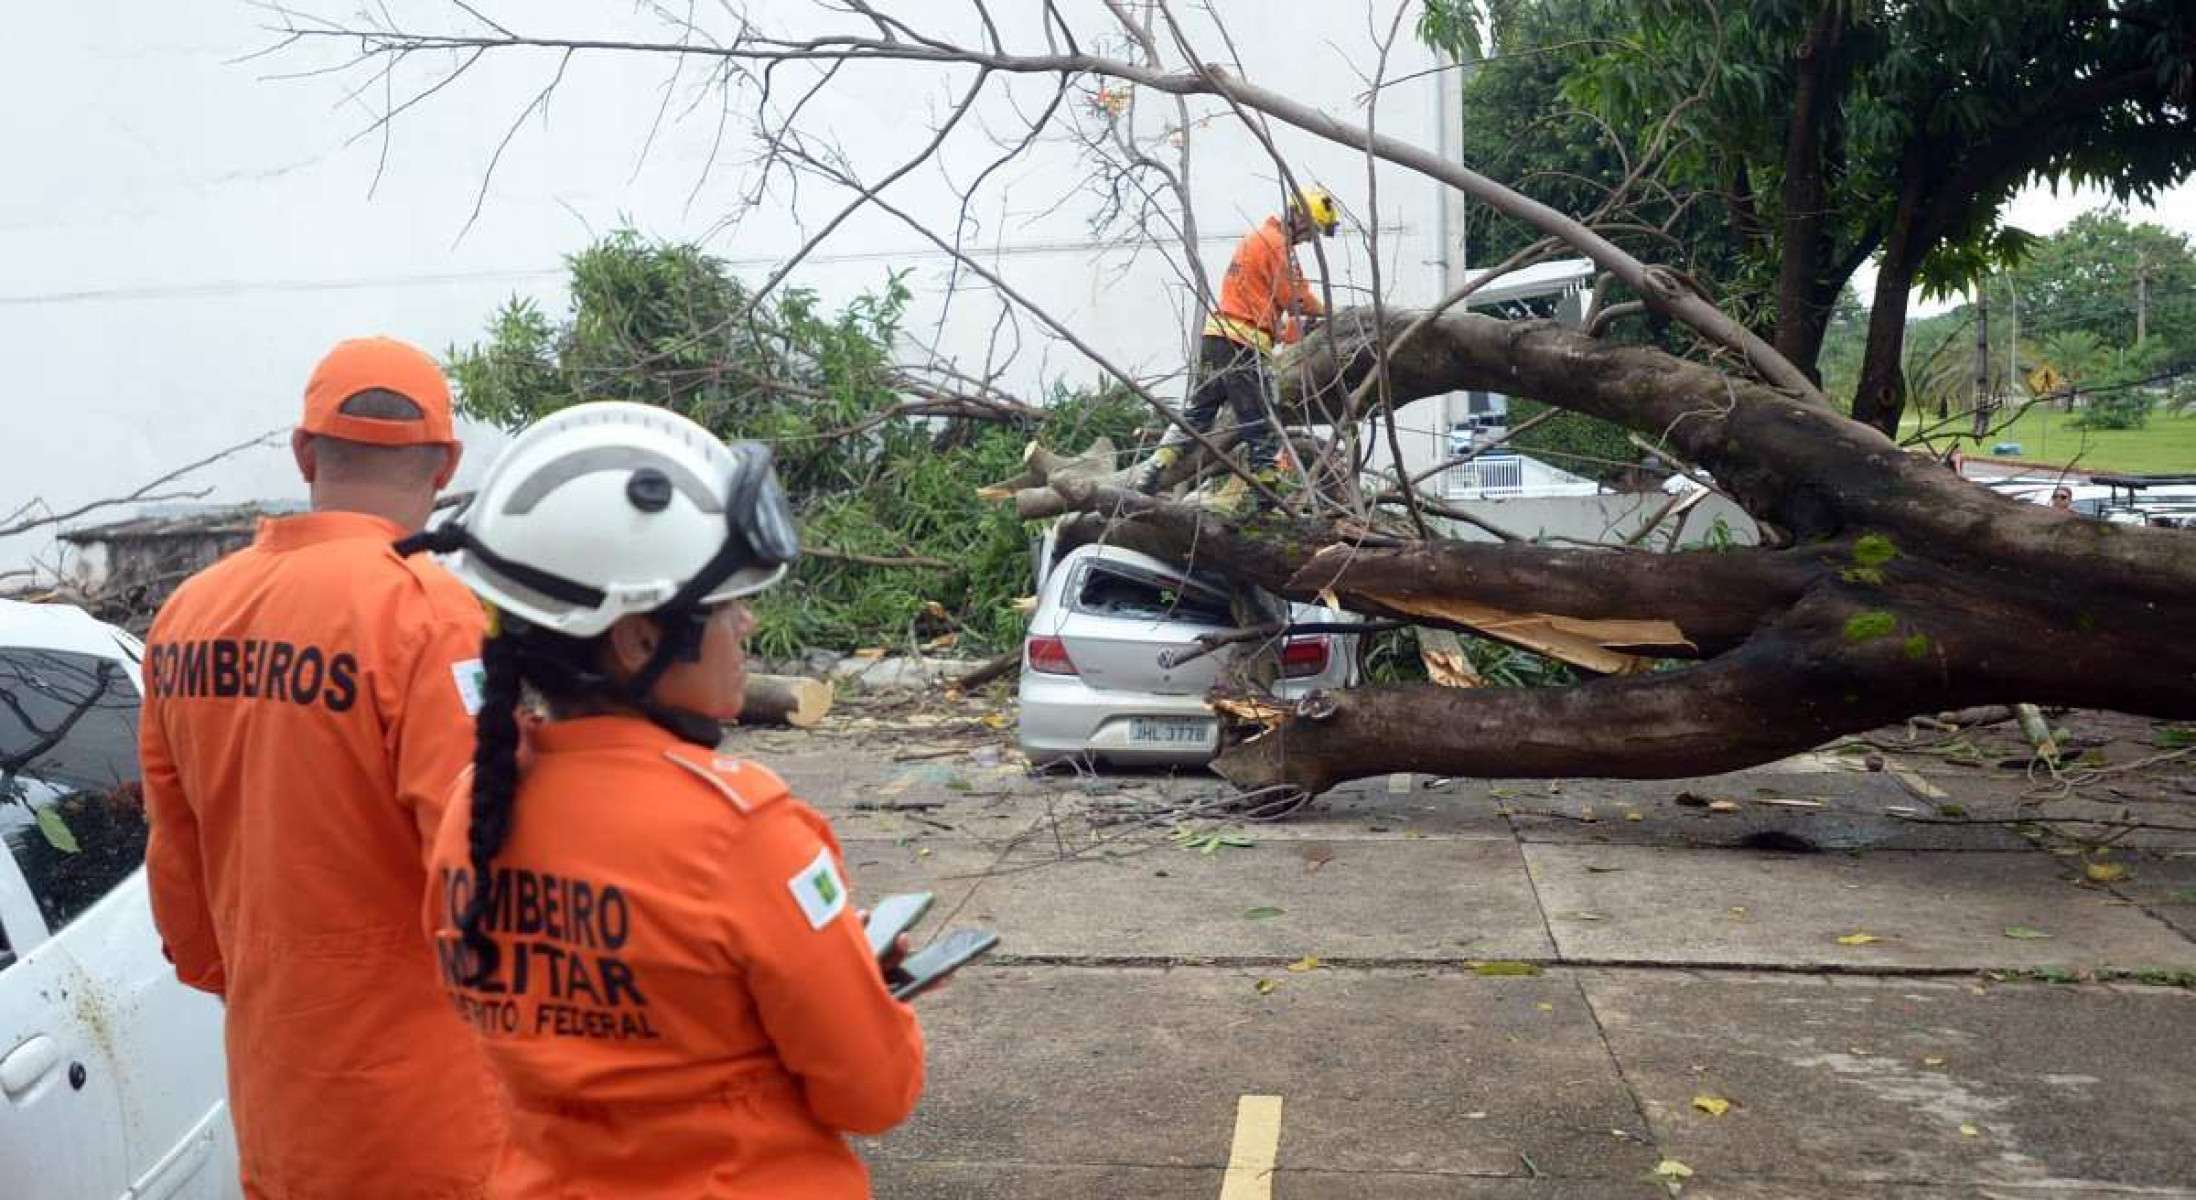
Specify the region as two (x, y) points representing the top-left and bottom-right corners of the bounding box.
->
(451, 659), (486, 716)
(788, 847), (848, 931)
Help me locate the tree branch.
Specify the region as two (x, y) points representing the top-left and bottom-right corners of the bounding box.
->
(0, 428), (286, 541)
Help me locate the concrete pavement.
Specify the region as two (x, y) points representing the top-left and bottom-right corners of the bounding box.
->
(737, 704), (2196, 1197)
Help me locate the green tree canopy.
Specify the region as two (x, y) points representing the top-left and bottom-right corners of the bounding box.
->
(1429, 0), (2196, 433)
(448, 231), (1142, 657)
(2008, 209), (2196, 363)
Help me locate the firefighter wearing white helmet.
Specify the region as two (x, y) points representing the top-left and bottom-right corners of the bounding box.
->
(407, 400), (927, 1198)
(1131, 183), (1340, 512)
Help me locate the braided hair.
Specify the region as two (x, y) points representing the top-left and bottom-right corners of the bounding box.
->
(453, 629), (525, 985)
(452, 618), (613, 987)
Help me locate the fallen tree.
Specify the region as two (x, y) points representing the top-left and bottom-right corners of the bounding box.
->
(1026, 307), (2196, 794)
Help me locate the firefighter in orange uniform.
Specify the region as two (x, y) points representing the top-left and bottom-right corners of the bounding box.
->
(1132, 185), (1341, 511)
(411, 401), (924, 1199)
(138, 337), (503, 1197)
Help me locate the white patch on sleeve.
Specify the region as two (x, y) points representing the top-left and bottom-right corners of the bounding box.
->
(450, 659), (486, 716)
(787, 846), (849, 931)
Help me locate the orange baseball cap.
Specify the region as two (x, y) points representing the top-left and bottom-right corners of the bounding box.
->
(299, 337), (457, 446)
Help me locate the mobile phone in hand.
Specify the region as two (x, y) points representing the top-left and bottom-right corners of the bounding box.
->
(887, 928), (1000, 1001)
(864, 892), (934, 960)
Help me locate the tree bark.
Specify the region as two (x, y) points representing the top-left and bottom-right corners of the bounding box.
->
(1849, 162), (1934, 436)
(1055, 484), (1815, 658)
(1211, 541), (2196, 793)
(1279, 309), (2196, 611)
(1769, 4), (1850, 381)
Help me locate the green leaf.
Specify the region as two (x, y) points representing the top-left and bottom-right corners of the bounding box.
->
(1471, 960), (1543, 976)
(2003, 926), (2052, 940)
(36, 807), (80, 854)
(1244, 906), (1285, 921)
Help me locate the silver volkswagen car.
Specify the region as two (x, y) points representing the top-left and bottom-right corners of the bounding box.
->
(1017, 534), (1361, 767)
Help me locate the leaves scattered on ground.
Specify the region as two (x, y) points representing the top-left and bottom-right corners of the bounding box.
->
(1470, 960), (1544, 977)
(2003, 926), (2053, 940)
(1243, 906), (1285, 921)
(1174, 825), (1256, 856)
(1836, 932), (1884, 946)
(1691, 1095), (1732, 1117)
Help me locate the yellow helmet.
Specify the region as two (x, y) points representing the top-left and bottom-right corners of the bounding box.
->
(1288, 186), (1340, 236)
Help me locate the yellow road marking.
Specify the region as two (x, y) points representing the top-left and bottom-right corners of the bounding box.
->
(1218, 1094), (1284, 1200)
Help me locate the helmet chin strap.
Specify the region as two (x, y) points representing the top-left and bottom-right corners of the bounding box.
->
(626, 608), (725, 748)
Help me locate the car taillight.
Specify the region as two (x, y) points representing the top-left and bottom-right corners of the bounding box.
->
(1280, 635), (1330, 678)
(1026, 635), (1078, 676)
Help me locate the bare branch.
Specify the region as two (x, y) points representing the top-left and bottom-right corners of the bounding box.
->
(0, 428), (287, 542)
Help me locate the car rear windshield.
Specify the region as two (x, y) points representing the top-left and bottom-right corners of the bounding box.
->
(1074, 560), (1234, 625)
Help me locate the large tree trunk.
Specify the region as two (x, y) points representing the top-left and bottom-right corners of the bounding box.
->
(1850, 170), (1932, 435)
(1032, 308), (2196, 797)
(1768, 4), (1850, 381)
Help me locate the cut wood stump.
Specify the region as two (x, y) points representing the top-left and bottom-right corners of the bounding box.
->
(740, 674), (833, 728)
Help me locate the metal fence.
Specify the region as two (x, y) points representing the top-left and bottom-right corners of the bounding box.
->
(1442, 454), (1525, 498)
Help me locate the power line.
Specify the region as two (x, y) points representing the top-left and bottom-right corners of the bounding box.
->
(0, 228), (1379, 309)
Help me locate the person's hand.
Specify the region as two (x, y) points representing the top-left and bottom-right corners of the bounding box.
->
(858, 908), (914, 977)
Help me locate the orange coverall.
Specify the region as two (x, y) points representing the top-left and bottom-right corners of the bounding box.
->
(140, 510), (503, 1199)
(1205, 215), (1325, 351)
(424, 715), (925, 1199)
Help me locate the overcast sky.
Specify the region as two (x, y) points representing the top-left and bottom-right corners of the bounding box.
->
(1861, 181), (2196, 316)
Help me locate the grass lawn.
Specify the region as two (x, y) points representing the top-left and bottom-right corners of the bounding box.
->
(1899, 405), (2196, 475)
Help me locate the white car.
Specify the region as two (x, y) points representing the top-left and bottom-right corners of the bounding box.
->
(1017, 535), (1362, 766)
(1, 599), (239, 1200)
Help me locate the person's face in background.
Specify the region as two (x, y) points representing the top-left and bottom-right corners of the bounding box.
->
(2051, 488), (2073, 510)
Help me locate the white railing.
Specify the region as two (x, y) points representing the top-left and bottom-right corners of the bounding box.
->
(1443, 454), (1525, 498)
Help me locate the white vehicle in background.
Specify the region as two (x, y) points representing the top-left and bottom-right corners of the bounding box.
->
(1, 599), (239, 1200)
(1018, 533), (1362, 767)
(1992, 473), (2196, 526)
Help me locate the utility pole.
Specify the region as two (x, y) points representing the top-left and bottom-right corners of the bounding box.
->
(1972, 282), (1991, 438)
(2135, 250), (2152, 346)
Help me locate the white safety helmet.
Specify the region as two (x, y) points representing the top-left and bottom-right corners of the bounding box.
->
(418, 402), (799, 640)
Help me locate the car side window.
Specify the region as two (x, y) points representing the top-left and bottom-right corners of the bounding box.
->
(1, 647), (150, 938)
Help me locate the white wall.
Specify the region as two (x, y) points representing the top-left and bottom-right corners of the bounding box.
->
(1, 2), (1449, 574)
(1438, 493), (1760, 549)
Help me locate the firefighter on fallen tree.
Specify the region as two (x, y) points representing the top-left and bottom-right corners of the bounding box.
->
(1131, 185), (1340, 513)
